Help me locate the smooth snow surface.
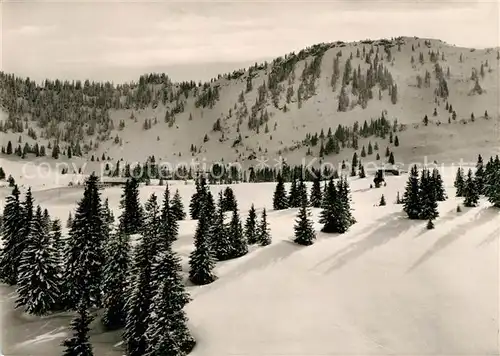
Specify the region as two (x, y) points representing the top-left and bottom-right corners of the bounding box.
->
(0, 159), (499, 355)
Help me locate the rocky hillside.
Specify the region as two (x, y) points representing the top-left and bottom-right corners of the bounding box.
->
(0, 36), (499, 170)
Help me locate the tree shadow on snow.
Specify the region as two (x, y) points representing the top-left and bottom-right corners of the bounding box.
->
(407, 207), (499, 272)
(477, 226), (500, 247)
(316, 212), (414, 274)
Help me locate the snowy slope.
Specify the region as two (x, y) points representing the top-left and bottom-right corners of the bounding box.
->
(1, 37), (499, 169)
(1, 163), (499, 355)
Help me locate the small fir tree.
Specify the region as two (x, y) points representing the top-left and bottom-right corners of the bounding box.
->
(454, 167), (466, 197)
(310, 175), (323, 208)
(244, 204), (258, 244)
(171, 189), (186, 221)
(293, 201), (316, 246)
(273, 173), (288, 210)
(256, 208), (271, 246)
(228, 204), (248, 258)
(463, 169), (480, 207)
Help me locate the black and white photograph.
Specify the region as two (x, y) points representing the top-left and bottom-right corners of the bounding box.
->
(0, 1), (499, 355)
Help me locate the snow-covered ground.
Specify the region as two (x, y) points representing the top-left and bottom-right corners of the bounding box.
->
(1, 157), (499, 355)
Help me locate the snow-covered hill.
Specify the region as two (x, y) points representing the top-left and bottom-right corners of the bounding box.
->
(1, 37), (499, 171)
(1, 162), (499, 355)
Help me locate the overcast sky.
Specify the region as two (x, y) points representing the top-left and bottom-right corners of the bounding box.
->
(1, 0), (499, 83)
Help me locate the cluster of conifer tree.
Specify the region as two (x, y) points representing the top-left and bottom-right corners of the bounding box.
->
(272, 171), (355, 245)
(455, 154), (500, 208)
(402, 165), (446, 228)
(0, 176), (195, 355)
(188, 177), (271, 285)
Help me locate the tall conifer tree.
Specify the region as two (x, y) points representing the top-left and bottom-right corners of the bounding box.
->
(0, 185), (23, 285)
(403, 165), (421, 219)
(16, 206), (61, 315)
(63, 174), (105, 310)
(124, 194), (160, 356)
(463, 169), (480, 207)
(102, 232), (131, 330)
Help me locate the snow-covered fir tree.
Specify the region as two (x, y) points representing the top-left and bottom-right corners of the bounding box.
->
(145, 249), (195, 355)
(49, 219), (64, 278)
(124, 194), (160, 356)
(211, 191), (231, 260)
(189, 175), (208, 219)
(189, 188), (217, 285)
(228, 203), (248, 258)
(16, 205), (61, 315)
(0, 185), (23, 285)
(475, 154), (485, 194)
(101, 198), (114, 245)
(245, 204), (258, 244)
(379, 194), (386, 206)
(419, 169), (439, 221)
(273, 173), (288, 210)
(320, 177), (354, 233)
(256, 208), (271, 246)
(118, 178), (143, 235)
(297, 175), (308, 206)
(310, 175), (322, 208)
(294, 200), (316, 246)
(61, 303), (94, 356)
(160, 184), (179, 249)
(101, 232), (131, 330)
(66, 211), (73, 229)
(463, 169), (480, 207)
(403, 165), (421, 219)
(454, 167), (466, 197)
(337, 177), (356, 227)
(171, 189), (186, 221)
(431, 168), (447, 201)
(484, 155), (500, 207)
(222, 186), (237, 212)
(288, 175), (300, 208)
(63, 174), (105, 310)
